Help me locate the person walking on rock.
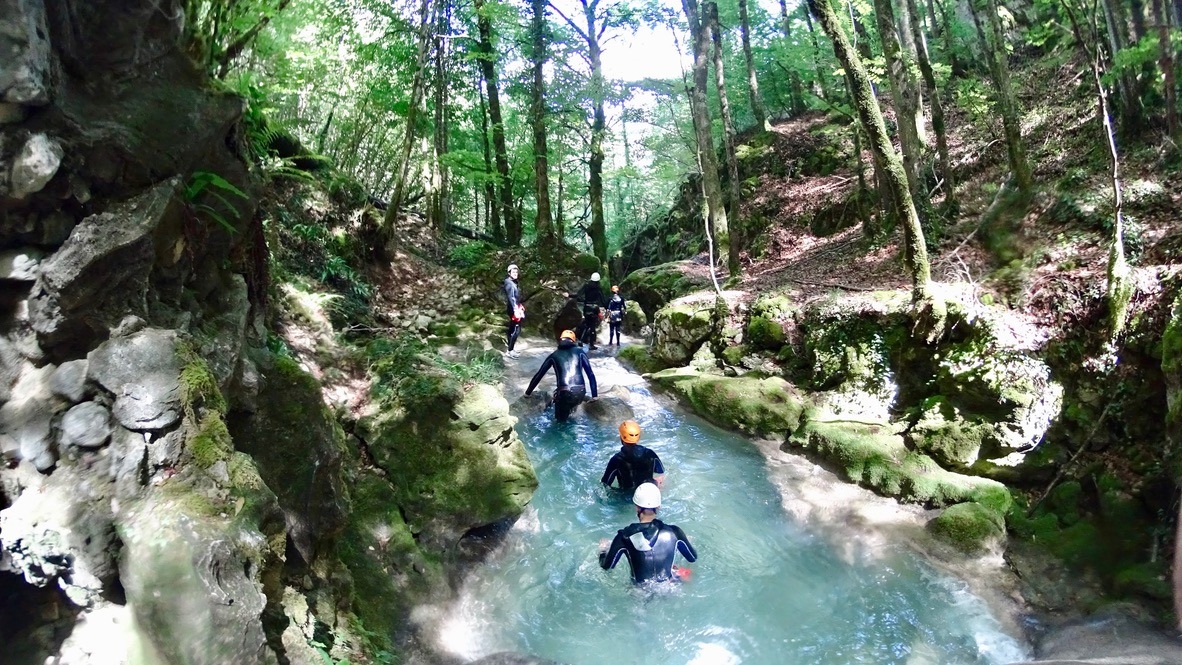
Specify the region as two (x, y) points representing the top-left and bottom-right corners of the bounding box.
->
(599, 483), (697, 584)
(503, 263), (524, 358)
(601, 420), (664, 491)
(524, 330), (598, 421)
(573, 272), (607, 350)
(606, 285), (626, 346)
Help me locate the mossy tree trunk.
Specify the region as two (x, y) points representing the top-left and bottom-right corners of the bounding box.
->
(708, 2), (743, 276)
(475, 0), (519, 245)
(683, 0), (733, 280)
(1153, 0), (1179, 141)
(807, 0), (933, 303)
(739, 0), (771, 131)
(384, 0), (433, 239)
(873, 0), (927, 212)
(476, 70), (502, 243)
(529, 0), (555, 253)
(905, 0), (955, 209)
(968, 0), (1033, 193)
(428, 0), (452, 238)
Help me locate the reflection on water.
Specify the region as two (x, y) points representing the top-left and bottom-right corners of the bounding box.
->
(439, 356), (1028, 665)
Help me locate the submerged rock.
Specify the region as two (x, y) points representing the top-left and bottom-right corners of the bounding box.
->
(583, 385), (636, 424)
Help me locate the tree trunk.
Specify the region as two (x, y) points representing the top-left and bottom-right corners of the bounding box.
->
(683, 0), (733, 278)
(936, 0), (962, 75)
(530, 0), (555, 251)
(803, 5), (832, 101)
(585, 1), (609, 274)
(428, 0), (452, 237)
(739, 0), (771, 130)
(778, 0), (808, 114)
(1154, 0), (1179, 140)
(709, 2), (743, 275)
(475, 0), (519, 245)
(1131, 0), (1148, 39)
(896, 0), (928, 144)
(384, 0), (433, 235)
(874, 0), (927, 212)
(807, 0), (932, 302)
(1102, 0), (1143, 131)
(968, 0), (1033, 193)
(906, 0), (955, 207)
(477, 68), (502, 243)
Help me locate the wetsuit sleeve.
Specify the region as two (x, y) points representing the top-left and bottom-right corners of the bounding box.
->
(601, 457), (620, 486)
(671, 525), (697, 563)
(650, 452), (665, 475)
(599, 531), (628, 570)
(579, 353), (597, 398)
(525, 356), (554, 395)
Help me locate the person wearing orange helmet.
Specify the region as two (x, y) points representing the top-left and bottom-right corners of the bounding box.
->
(601, 420), (664, 491)
(598, 483), (697, 584)
(524, 329), (598, 421)
(606, 285), (626, 346)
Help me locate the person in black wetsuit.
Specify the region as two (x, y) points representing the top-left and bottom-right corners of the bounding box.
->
(573, 272), (607, 350)
(524, 330), (598, 421)
(503, 264), (523, 358)
(606, 285), (625, 346)
(601, 420), (664, 491)
(599, 483), (697, 584)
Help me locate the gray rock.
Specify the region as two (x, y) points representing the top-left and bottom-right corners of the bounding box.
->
(23, 211), (78, 246)
(0, 0), (51, 105)
(0, 334), (26, 402)
(10, 134), (63, 198)
(0, 363), (56, 471)
(470, 654), (562, 665)
(0, 247), (44, 281)
(30, 180), (185, 348)
(583, 386), (636, 424)
(50, 359), (89, 402)
(148, 429), (184, 469)
(87, 328), (183, 431)
(110, 315), (147, 338)
(108, 426), (148, 499)
(0, 102), (26, 124)
(196, 275), (250, 393)
(60, 401), (112, 449)
(1011, 604), (1182, 664)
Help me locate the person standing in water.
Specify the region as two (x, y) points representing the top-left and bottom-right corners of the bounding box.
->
(601, 420), (664, 491)
(573, 272), (607, 350)
(599, 483), (697, 584)
(503, 264), (524, 359)
(606, 285), (626, 346)
(524, 330), (598, 421)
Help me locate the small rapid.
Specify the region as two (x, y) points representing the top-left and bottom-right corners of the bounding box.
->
(436, 345), (1029, 665)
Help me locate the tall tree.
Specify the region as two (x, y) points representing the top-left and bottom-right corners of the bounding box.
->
(802, 4), (832, 101)
(1153, 0), (1179, 141)
(905, 0), (954, 208)
(530, 0), (556, 250)
(873, 0), (927, 212)
(428, 0), (453, 236)
(475, 0), (521, 245)
(738, 0), (771, 130)
(806, 0), (932, 302)
(385, 0), (434, 235)
(477, 69), (503, 242)
(682, 0), (733, 277)
(708, 2), (743, 275)
(968, 0), (1033, 193)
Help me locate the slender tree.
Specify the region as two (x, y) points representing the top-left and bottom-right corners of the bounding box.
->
(905, 0), (954, 208)
(530, 0), (556, 250)
(777, 0), (807, 114)
(802, 4), (832, 101)
(968, 0), (1033, 193)
(475, 0), (520, 245)
(385, 0), (434, 235)
(428, 0), (453, 237)
(477, 69), (503, 242)
(873, 0), (926, 211)
(1153, 0), (1179, 141)
(738, 0), (771, 130)
(683, 0), (733, 277)
(806, 0), (932, 302)
(708, 2), (743, 275)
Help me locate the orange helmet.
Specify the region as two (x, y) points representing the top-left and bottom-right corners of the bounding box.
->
(611, 285), (620, 293)
(560, 329), (577, 342)
(619, 420), (641, 444)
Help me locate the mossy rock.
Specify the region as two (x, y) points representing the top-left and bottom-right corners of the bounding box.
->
(790, 420), (1012, 511)
(651, 297), (717, 366)
(651, 368), (805, 438)
(619, 261), (712, 320)
(618, 344), (669, 375)
(1113, 561), (1172, 601)
(904, 396), (1000, 469)
(927, 502), (1006, 554)
(747, 315), (786, 352)
(573, 253), (602, 276)
(623, 300), (647, 334)
(800, 295), (906, 400)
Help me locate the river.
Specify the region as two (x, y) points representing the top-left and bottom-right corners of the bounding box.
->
(433, 343), (1030, 665)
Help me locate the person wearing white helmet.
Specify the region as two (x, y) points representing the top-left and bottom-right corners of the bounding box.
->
(573, 271), (607, 350)
(503, 264), (523, 358)
(598, 482), (697, 584)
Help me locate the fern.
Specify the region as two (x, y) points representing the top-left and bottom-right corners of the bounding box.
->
(185, 170), (249, 233)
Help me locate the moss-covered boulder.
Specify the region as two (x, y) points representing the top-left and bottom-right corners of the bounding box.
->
(927, 501), (1006, 554)
(617, 344), (668, 375)
(357, 382), (537, 551)
(746, 315), (786, 352)
(227, 353), (349, 566)
(788, 419), (1012, 511)
(623, 300), (647, 334)
(904, 396), (1001, 469)
(619, 261), (711, 320)
(651, 296), (717, 366)
(747, 294), (795, 353)
(650, 367), (806, 438)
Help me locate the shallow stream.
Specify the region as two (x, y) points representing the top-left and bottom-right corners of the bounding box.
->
(436, 345), (1030, 664)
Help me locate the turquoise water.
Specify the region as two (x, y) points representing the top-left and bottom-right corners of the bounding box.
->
(438, 362), (1028, 665)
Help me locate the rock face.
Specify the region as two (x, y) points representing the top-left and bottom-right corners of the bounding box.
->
(0, 0), (51, 106)
(619, 261), (712, 321)
(651, 295), (717, 366)
(10, 133), (63, 197)
(87, 328), (184, 431)
(1010, 604), (1182, 664)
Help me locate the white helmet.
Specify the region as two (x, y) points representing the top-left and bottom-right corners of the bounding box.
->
(507, 264), (519, 274)
(590, 272), (601, 282)
(633, 482), (661, 509)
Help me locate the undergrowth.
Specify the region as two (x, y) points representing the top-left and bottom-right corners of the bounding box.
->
(366, 334), (502, 408)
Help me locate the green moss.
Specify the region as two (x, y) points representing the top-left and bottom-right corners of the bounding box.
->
(721, 345), (748, 366)
(574, 253), (602, 275)
(747, 315), (786, 352)
(161, 481), (221, 518)
(189, 412), (233, 469)
(928, 502), (1005, 553)
(179, 350), (227, 414)
(1046, 481), (1084, 526)
(1114, 562), (1172, 600)
(618, 345), (669, 375)
(653, 369), (805, 437)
